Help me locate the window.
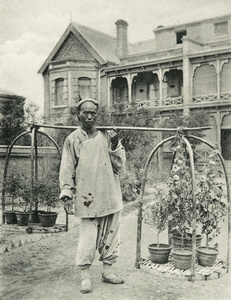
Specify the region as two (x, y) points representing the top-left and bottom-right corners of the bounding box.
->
(78, 77), (91, 99)
(55, 78), (64, 106)
(176, 30), (187, 44)
(214, 21), (228, 37)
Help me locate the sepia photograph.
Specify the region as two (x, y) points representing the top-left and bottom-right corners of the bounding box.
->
(1, 0), (231, 299)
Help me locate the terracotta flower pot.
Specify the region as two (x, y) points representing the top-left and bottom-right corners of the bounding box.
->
(38, 212), (58, 227)
(30, 210), (46, 223)
(196, 246), (218, 267)
(171, 249), (192, 270)
(15, 211), (29, 226)
(4, 211), (17, 224)
(148, 243), (172, 264)
(172, 234), (202, 249)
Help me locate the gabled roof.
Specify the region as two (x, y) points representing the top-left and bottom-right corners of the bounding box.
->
(72, 23), (122, 64)
(38, 23), (107, 74)
(38, 22), (140, 74)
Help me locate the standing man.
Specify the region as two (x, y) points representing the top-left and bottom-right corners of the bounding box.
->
(59, 98), (125, 294)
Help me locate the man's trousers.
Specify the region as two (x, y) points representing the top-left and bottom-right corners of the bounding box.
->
(76, 211), (121, 269)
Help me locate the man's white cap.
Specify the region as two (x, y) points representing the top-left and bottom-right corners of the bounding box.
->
(76, 98), (99, 109)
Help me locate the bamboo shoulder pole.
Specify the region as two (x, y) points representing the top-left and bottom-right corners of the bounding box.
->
(32, 123), (212, 132)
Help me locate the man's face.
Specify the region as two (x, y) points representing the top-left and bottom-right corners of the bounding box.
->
(78, 101), (98, 129)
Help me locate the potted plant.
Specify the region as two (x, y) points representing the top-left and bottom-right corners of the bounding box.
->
(15, 175), (32, 226)
(143, 185), (172, 264)
(167, 138), (199, 270)
(196, 150), (227, 267)
(3, 172), (23, 224)
(37, 175), (60, 227)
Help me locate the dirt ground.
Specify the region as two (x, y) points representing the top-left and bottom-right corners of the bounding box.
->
(1, 202), (231, 300)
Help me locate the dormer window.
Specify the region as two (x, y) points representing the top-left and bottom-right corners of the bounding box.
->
(176, 30), (187, 44)
(214, 21), (228, 37)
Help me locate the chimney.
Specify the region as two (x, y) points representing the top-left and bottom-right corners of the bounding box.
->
(115, 19), (128, 57)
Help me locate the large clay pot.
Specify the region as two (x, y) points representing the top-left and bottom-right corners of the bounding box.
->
(30, 210), (46, 223)
(4, 211), (17, 224)
(171, 249), (192, 270)
(172, 234), (202, 249)
(38, 212), (58, 227)
(148, 243), (172, 264)
(196, 246), (218, 267)
(15, 211), (29, 226)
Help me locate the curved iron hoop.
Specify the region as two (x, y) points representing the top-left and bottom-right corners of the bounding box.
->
(1, 129), (61, 223)
(135, 133), (230, 277)
(36, 130), (61, 158)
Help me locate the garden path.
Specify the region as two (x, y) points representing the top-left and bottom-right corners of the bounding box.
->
(1, 199), (231, 300)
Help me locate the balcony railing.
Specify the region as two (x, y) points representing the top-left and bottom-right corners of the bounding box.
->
(220, 91), (231, 101)
(193, 91), (231, 103)
(132, 92), (231, 109)
(134, 96), (183, 108)
(162, 96), (183, 106)
(193, 94), (217, 103)
(134, 99), (158, 109)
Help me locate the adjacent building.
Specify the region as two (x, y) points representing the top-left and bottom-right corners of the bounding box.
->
(38, 14), (231, 166)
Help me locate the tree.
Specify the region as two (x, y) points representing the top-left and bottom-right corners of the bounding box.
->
(0, 98), (25, 145)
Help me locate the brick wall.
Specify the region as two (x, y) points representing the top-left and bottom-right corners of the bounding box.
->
(0, 146), (60, 192)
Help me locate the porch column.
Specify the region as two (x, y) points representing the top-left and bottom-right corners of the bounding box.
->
(125, 74), (132, 104)
(182, 37), (192, 114)
(217, 59), (221, 101)
(158, 68), (163, 106)
(107, 76), (116, 109)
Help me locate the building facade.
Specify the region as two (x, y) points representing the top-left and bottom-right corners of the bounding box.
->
(39, 14), (231, 165)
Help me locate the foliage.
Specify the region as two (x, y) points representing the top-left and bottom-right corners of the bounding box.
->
(4, 168), (60, 213)
(0, 98), (25, 145)
(34, 173), (60, 212)
(196, 150), (227, 246)
(143, 185), (170, 246)
(165, 136), (227, 249)
(24, 102), (43, 126)
(4, 172), (23, 211)
(120, 170), (140, 202)
(167, 137), (194, 242)
(4, 171), (31, 212)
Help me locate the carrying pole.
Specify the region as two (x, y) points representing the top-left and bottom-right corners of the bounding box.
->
(32, 123), (212, 132)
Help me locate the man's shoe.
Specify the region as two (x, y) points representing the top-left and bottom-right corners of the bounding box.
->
(102, 273), (124, 284)
(80, 278), (92, 294)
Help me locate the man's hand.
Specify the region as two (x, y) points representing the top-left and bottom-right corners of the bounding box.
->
(107, 129), (119, 150)
(62, 197), (74, 215)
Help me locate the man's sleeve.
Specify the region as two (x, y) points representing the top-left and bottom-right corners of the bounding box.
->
(109, 140), (126, 174)
(59, 138), (78, 199)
